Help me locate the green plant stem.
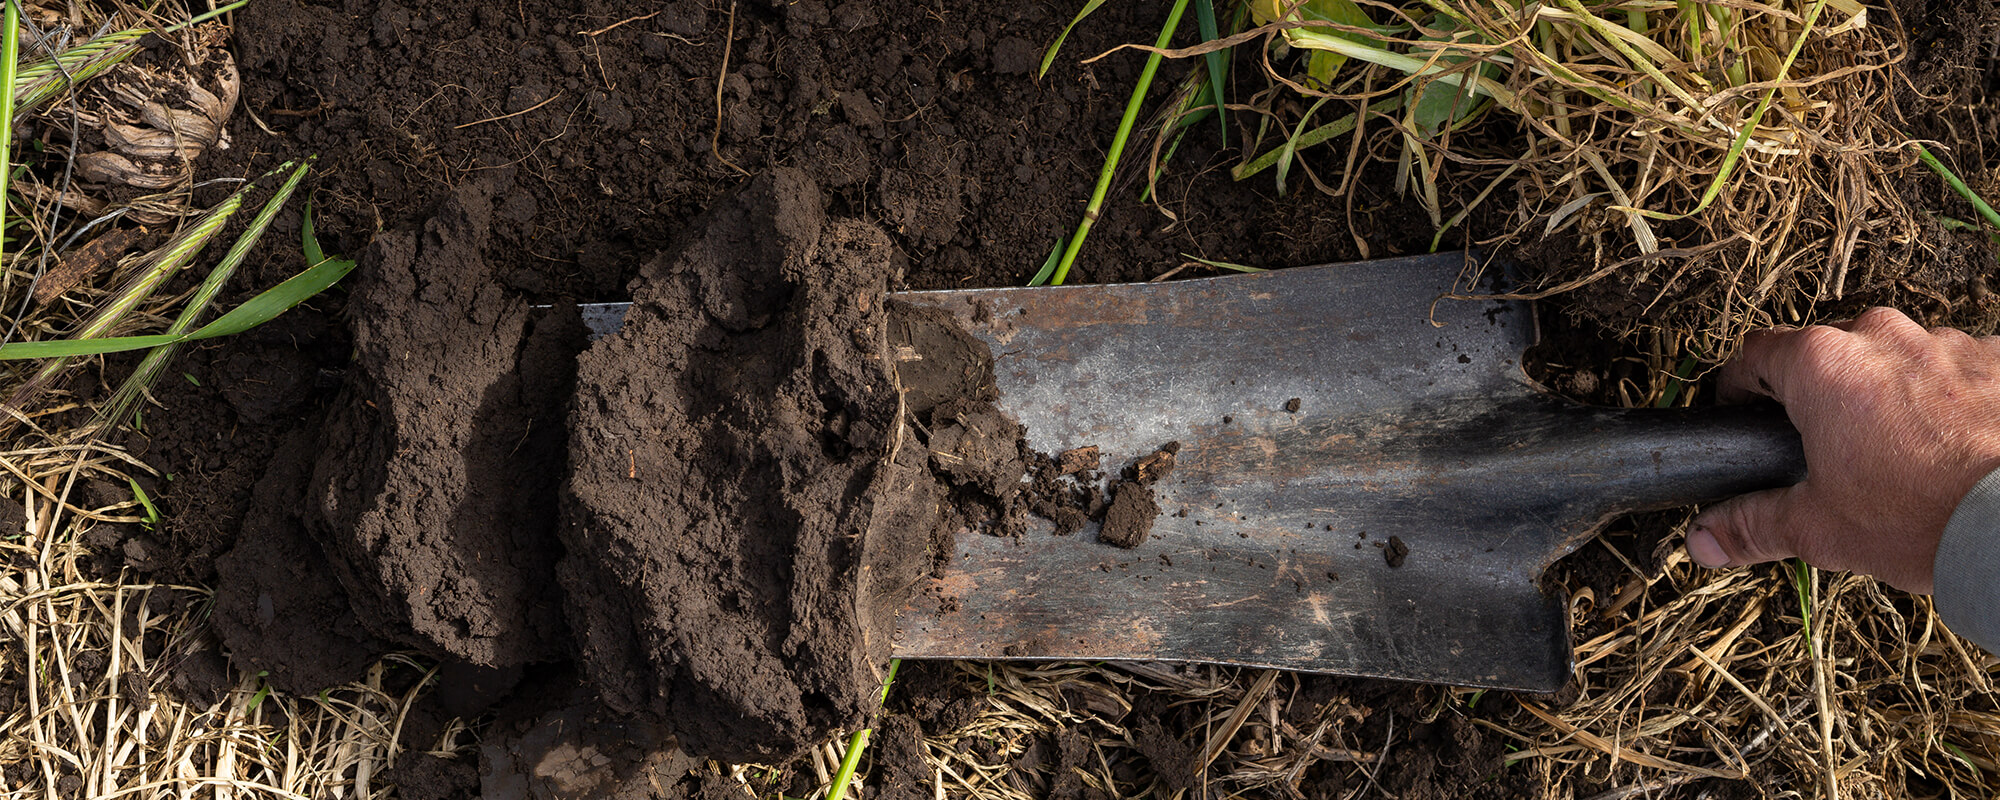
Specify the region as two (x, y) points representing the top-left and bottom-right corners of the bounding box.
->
(824, 659), (902, 800)
(0, 0), (19, 273)
(1916, 145), (2000, 233)
(1049, 0), (1190, 286)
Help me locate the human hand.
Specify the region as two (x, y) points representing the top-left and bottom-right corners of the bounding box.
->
(1686, 307), (2000, 593)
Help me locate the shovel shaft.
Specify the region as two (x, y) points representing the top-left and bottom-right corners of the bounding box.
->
(1543, 402), (1806, 519)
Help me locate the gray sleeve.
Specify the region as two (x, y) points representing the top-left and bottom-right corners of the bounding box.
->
(1933, 467), (2000, 654)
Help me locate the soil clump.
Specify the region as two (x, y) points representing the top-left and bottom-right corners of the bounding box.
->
(1099, 441), (1180, 549)
(559, 168), (948, 761)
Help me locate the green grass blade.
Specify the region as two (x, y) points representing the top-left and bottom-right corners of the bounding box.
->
(1039, 0), (1110, 78)
(824, 659), (902, 800)
(1275, 97), (1331, 197)
(189, 232), (356, 340)
(0, 334), (182, 359)
(171, 161), (312, 337)
(1234, 96), (1402, 180)
(1792, 559), (1813, 649)
(126, 477), (159, 524)
(0, 0), (18, 274)
(1027, 234), (1068, 286)
(302, 199), (331, 266)
(1051, 0), (1192, 286)
(1193, 0), (1227, 146)
(1916, 145), (2000, 233)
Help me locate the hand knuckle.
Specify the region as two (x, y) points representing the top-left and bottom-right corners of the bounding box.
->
(1793, 326), (1853, 375)
(1856, 306), (1909, 329)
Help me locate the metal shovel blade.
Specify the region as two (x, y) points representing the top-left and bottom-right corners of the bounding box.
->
(880, 252), (1803, 690)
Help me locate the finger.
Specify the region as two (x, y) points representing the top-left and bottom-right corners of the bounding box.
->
(1687, 485), (1820, 568)
(1717, 327), (1811, 405)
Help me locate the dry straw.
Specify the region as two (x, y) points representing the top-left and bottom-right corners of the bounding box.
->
(0, 440), (436, 800)
(1123, 0), (1932, 354)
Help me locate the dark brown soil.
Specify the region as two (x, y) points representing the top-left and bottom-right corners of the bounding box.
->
(95, 0), (1995, 796)
(557, 168), (942, 762)
(1099, 482), (1161, 548)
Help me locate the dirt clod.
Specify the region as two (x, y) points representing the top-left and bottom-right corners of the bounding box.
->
(558, 169), (945, 762)
(1386, 535), (1411, 568)
(306, 180), (578, 667)
(1126, 441), (1180, 485)
(1099, 481), (1160, 549)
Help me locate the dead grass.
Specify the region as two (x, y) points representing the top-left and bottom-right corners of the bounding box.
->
(1150, 0), (1998, 357)
(0, 440), (438, 800)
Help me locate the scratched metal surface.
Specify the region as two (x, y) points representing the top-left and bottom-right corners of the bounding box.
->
(884, 253), (1803, 690)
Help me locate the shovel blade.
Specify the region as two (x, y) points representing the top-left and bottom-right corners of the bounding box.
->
(886, 252), (1801, 690)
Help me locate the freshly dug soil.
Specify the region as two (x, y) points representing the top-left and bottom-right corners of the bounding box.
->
(309, 180), (579, 667)
(558, 168), (942, 762)
(212, 431), (385, 692)
(215, 180), (582, 692)
(1099, 441), (1180, 548)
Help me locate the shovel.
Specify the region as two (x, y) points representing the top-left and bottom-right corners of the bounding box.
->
(585, 251), (1804, 691)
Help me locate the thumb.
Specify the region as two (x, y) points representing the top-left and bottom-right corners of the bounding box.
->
(1687, 485), (1814, 568)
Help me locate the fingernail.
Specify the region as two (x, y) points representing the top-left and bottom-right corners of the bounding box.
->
(1686, 526), (1729, 568)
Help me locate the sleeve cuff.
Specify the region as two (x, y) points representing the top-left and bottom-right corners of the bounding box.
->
(1933, 467), (2000, 654)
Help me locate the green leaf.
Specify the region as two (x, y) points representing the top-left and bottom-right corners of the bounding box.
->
(1292, 0), (1373, 83)
(1193, 0), (1228, 145)
(302, 199), (331, 267)
(1027, 235), (1068, 286)
(188, 248), (355, 341)
(0, 334), (182, 359)
(126, 477), (159, 525)
(1038, 0), (1110, 78)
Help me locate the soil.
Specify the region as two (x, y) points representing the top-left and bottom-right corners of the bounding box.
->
(1385, 535), (1410, 568)
(1098, 440), (1181, 548)
(1099, 481), (1160, 548)
(79, 0), (1995, 796)
(558, 167), (948, 762)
